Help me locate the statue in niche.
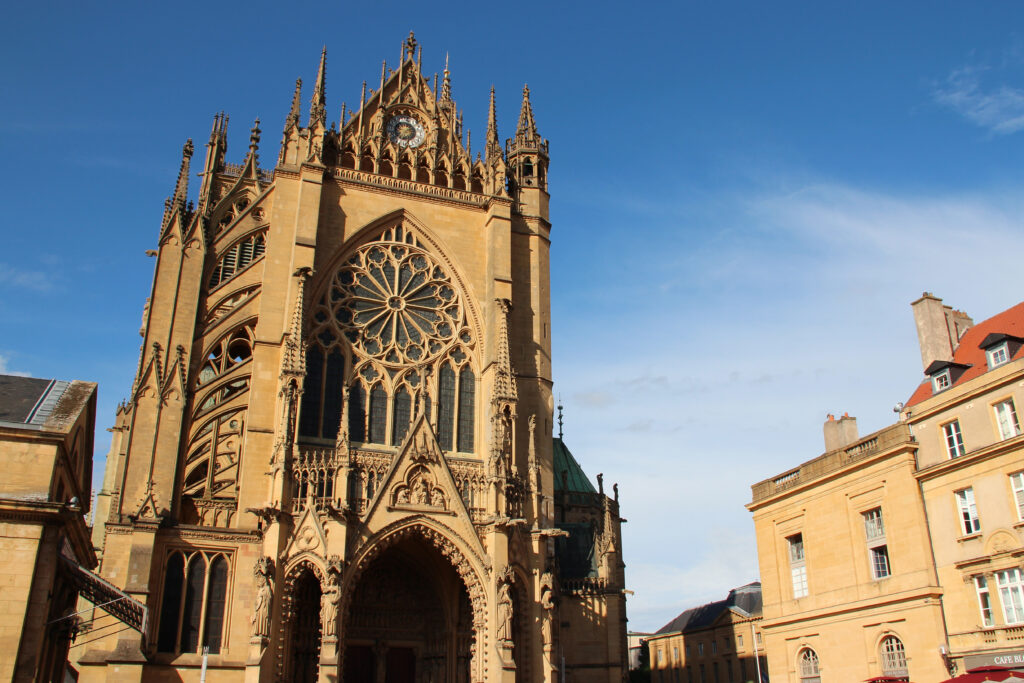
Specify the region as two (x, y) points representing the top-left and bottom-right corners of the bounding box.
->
(250, 557), (273, 639)
(540, 571), (555, 649)
(321, 572), (341, 638)
(430, 487), (444, 508)
(412, 474), (429, 505)
(496, 572), (514, 642)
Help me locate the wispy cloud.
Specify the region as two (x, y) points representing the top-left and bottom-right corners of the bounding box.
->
(0, 353), (31, 377)
(0, 263), (55, 292)
(933, 64), (1024, 134)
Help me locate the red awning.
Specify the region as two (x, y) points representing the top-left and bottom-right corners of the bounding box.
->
(939, 666), (1024, 683)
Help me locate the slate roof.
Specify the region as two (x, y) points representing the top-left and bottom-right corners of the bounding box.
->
(553, 437), (596, 494)
(655, 582), (762, 635)
(907, 300), (1024, 407)
(0, 374), (71, 427)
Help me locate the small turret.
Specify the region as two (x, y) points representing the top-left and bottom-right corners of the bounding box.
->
(506, 84), (549, 197)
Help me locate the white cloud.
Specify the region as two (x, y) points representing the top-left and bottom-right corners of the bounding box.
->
(0, 263), (54, 292)
(0, 353), (31, 377)
(555, 177), (1024, 631)
(933, 65), (1024, 134)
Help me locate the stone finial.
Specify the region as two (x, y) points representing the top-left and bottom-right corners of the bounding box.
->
(286, 78), (302, 131)
(249, 118), (261, 156)
(492, 298), (518, 406)
(485, 86), (501, 162)
(173, 139), (194, 206)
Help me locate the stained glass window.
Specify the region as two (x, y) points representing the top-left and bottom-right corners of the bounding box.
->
(322, 349), (344, 439)
(369, 385), (387, 444)
(299, 346), (324, 438)
(349, 384), (366, 442)
(157, 553), (184, 652)
(438, 365), (456, 450)
(180, 557), (206, 652)
(457, 367), (475, 452)
(204, 556), (229, 653)
(393, 387), (411, 446)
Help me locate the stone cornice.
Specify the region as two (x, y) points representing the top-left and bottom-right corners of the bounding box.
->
(331, 167), (489, 209)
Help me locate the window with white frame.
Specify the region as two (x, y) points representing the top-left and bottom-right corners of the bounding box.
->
(879, 635), (909, 680)
(997, 568), (1024, 624)
(956, 488), (981, 535)
(932, 369), (952, 392)
(789, 533), (808, 598)
(975, 575), (994, 627)
(673, 646), (679, 665)
(987, 342), (1010, 369)
(863, 508), (891, 579)
(737, 634), (744, 649)
(995, 399), (1021, 440)
(798, 648), (821, 683)
(1011, 472), (1024, 521)
(697, 642), (703, 656)
(943, 420), (966, 458)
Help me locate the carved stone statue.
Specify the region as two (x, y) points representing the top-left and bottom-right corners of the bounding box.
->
(251, 557), (274, 639)
(430, 487), (444, 508)
(540, 571), (555, 649)
(496, 573), (514, 642)
(321, 573), (341, 638)
(412, 475), (429, 505)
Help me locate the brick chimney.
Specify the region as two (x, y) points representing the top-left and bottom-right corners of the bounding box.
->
(824, 412), (858, 451)
(911, 293), (973, 372)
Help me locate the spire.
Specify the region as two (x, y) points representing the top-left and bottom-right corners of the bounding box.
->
(485, 86), (501, 162)
(515, 84), (538, 141)
(248, 118), (261, 158)
(439, 53), (452, 109)
(173, 139), (194, 206)
(310, 47), (327, 126)
(492, 298), (518, 405)
(286, 78), (302, 130)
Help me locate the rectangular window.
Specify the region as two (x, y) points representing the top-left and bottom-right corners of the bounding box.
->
(863, 507), (885, 540)
(1012, 472), (1024, 521)
(997, 569), (1024, 624)
(788, 532), (808, 598)
(957, 488), (981, 535)
(988, 343), (1010, 369)
(995, 399), (1021, 440)
(737, 634), (743, 649)
(933, 369), (952, 392)
(673, 646), (679, 664)
(711, 641), (717, 655)
(976, 575), (994, 627)
(943, 420), (967, 458)
(870, 546), (891, 579)
(999, 565), (1024, 626)
(698, 643), (703, 656)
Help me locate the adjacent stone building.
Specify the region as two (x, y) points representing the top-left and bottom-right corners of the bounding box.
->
(647, 583), (767, 683)
(81, 35), (627, 683)
(748, 295), (1024, 681)
(0, 374), (97, 682)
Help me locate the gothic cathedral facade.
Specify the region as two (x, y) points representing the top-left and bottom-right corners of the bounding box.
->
(83, 36), (627, 683)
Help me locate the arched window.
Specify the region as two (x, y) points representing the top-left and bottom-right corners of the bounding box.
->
(368, 384), (387, 443)
(798, 648), (820, 683)
(457, 366), (475, 452)
(437, 364), (456, 450)
(880, 635), (908, 680)
(392, 386), (412, 446)
(157, 551), (231, 655)
(299, 346), (324, 437)
(321, 349), (345, 440)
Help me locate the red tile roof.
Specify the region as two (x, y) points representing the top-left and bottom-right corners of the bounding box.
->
(907, 300), (1024, 407)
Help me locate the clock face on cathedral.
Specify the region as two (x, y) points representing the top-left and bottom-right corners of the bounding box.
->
(386, 114), (425, 148)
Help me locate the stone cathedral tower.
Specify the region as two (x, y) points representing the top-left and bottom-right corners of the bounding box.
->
(82, 35), (627, 683)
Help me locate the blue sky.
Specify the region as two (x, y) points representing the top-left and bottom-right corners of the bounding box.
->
(3, 2), (1024, 632)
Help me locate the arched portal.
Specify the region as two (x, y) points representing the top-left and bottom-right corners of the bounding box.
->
(286, 568), (324, 683)
(344, 535), (475, 683)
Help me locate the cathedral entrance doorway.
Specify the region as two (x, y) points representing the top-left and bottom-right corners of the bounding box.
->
(289, 569), (324, 683)
(344, 535), (474, 683)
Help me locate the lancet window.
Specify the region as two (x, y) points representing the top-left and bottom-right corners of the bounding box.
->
(157, 550), (231, 655)
(208, 229), (266, 289)
(299, 223), (477, 454)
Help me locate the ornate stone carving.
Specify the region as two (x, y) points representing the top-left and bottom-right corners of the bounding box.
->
(496, 567), (514, 643)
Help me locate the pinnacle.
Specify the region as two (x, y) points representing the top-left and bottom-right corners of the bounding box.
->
(310, 48), (327, 126)
(485, 86), (501, 162)
(286, 78), (302, 131)
(516, 83), (537, 140)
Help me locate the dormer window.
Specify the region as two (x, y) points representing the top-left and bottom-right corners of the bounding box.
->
(926, 359), (970, 395)
(932, 369), (951, 393)
(987, 342), (1010, 369)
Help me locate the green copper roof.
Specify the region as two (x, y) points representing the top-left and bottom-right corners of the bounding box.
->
(552, 437), (596, 494)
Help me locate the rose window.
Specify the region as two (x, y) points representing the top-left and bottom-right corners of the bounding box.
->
(314, 242), (463, 366)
